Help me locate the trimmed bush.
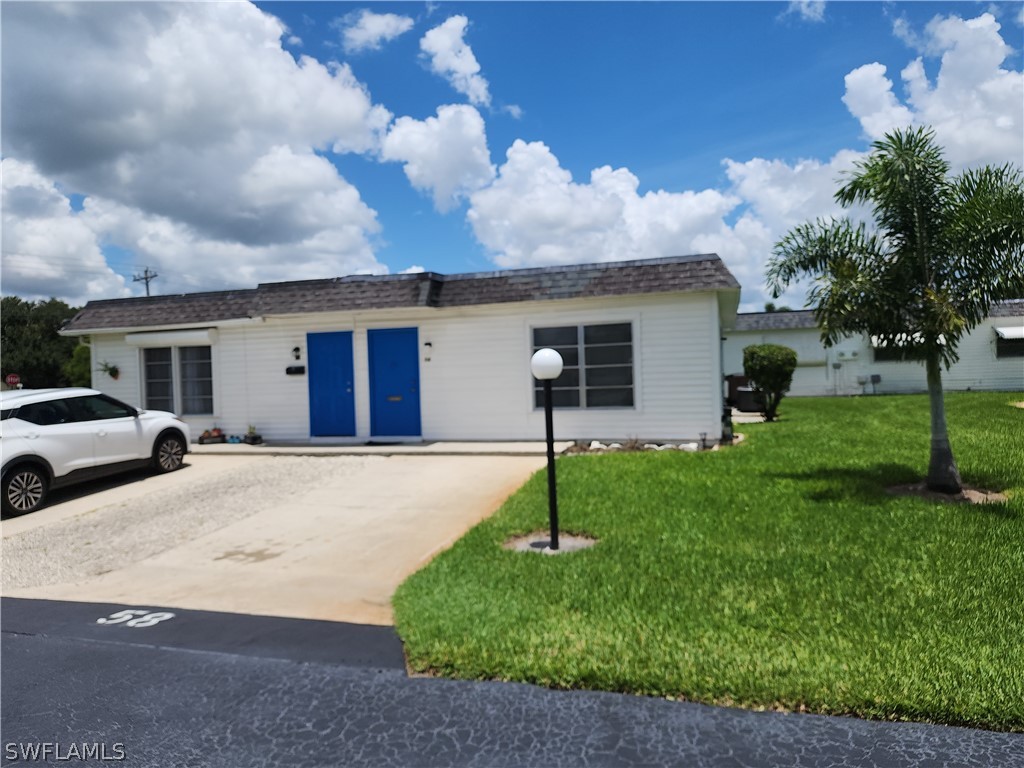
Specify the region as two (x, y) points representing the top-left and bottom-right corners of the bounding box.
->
(743, 343), (797, 421)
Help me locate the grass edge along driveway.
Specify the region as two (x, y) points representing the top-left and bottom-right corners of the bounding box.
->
(393, 393), (1024, 732)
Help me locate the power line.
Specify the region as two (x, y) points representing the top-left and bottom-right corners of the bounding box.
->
(133, 266), (159, 296)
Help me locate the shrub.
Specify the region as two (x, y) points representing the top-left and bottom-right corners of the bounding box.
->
(743, 343), (797, 421)
(62, 344), (92, 387)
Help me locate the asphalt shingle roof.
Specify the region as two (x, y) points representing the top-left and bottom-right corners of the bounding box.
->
(732, 301), (1024, 332)
(732, 311), (819, 332)
(63, 254), (740, 332)
(62, 290), (259, 333)
(991, 300), (1024, 318)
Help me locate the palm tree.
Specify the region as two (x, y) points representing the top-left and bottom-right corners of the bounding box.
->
(768, 126), (1024, 493)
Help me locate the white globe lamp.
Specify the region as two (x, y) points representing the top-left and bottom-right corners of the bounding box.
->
(530, 348), (563, 380)
(530, 347), (564, 549)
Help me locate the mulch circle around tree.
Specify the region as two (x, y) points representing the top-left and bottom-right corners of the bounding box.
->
(886, 483), (1008, 505)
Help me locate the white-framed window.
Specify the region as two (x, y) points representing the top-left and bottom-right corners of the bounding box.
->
(143, 346), (213, 415)
(994, 326), (1024, 359)
(870, 333), (944, 363)
(531, 322), (634, 408)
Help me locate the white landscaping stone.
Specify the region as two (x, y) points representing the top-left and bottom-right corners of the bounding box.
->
(589, 440), (606, 451)
(677, 442), (699, 452)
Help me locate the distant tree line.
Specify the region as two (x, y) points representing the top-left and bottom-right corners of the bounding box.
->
(1, 296), (90, 388)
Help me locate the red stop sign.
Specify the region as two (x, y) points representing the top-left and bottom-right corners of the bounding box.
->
(5, 373), (21, 387)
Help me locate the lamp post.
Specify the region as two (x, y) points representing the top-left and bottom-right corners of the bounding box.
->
(531, 348), (563, 551)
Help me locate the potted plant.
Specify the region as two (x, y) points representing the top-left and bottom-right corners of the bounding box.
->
(98, 361), (120, 380)
(199, 427), (226, 444)
(243, 425), (263, 445)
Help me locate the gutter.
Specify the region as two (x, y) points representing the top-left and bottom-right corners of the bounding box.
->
(60, 316), (266, 337)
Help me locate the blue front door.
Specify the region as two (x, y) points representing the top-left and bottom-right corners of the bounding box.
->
(307, 331), (356, 437)
(368, 328), (421, 437)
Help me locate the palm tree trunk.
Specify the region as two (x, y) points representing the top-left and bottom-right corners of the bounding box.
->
(925, 352), (962, 494)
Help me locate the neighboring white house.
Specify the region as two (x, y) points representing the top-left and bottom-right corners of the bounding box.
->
(723, 303), (1024, 397)
(61, 255), (741, 443)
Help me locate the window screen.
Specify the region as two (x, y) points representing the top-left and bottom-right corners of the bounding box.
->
(532, 323), (634, 408)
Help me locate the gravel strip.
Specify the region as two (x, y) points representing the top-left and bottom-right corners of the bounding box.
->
(2, 456), (381, 590)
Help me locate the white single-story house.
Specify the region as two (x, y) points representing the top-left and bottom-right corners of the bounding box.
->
(723, 303), (1024, 398)
(61, 255), (741, 443)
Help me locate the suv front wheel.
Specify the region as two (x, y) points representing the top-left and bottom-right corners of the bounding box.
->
(3, 464), (49, 516)
(153, 432), (186, 473)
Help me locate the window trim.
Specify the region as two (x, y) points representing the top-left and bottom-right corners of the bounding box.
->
(994, 325), (1024, 358)
(995, 336), (1024, 359)
(141, 344), (215, 416)
(530, 321), (636, 410)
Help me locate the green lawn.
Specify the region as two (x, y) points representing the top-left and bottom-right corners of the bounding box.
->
(393, 393), (1024, 731)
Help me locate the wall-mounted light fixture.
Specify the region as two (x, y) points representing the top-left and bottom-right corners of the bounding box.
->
(292, 346), (301, 360)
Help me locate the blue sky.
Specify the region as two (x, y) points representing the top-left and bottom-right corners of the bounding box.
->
(2, 1), (1022, 310)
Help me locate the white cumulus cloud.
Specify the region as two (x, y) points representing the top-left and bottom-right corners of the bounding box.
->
(467, 140), (740, 269)
(1, 159), (129, 305)
(786, 1), (826, 23)
(339, 9), (414, 54)
(721, 151), (868, 310)
(1, 1), (393, 300)
(845, 13), (1022, 168)
(381, 105), (496, 212)
(420, 15), (492, 107)
(79, 187), (383, 296)
(463, 8), (1024, 313)
(842, 63), (916, 140)
(724, 153), (861, 234)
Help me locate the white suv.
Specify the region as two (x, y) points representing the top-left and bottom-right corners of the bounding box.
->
(1, 388), (191, 515)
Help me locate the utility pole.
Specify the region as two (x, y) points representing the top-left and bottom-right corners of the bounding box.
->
(133, 267), (159, 297)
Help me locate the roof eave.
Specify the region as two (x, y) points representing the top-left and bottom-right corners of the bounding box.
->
(60, 316), (264, 336)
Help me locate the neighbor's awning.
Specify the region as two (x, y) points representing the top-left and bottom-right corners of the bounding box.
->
(125, 328), (217, 347)
(994, 325), (1024, 340)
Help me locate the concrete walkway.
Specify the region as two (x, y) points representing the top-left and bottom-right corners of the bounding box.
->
(191, 439), (574, 456)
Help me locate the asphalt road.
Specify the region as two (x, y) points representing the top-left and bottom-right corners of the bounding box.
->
(3, 597), (1021, 768)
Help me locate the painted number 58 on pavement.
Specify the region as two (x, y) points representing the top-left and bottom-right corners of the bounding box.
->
(96, 609), (176, 628)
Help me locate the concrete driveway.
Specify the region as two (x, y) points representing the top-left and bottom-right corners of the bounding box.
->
(2, 452), (545, 625)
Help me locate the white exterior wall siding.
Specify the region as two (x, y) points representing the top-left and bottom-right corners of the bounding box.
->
(89, 335), (144, 404)
(88, 292), (725, 443)
(949, 317), (1024, 391)
(89, 331), (230, 436)
(331, 292), (721, 441)
(723, 329), (864, 397)
(858, 316), (1024, 393)
(723, 315), (1024, 397)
